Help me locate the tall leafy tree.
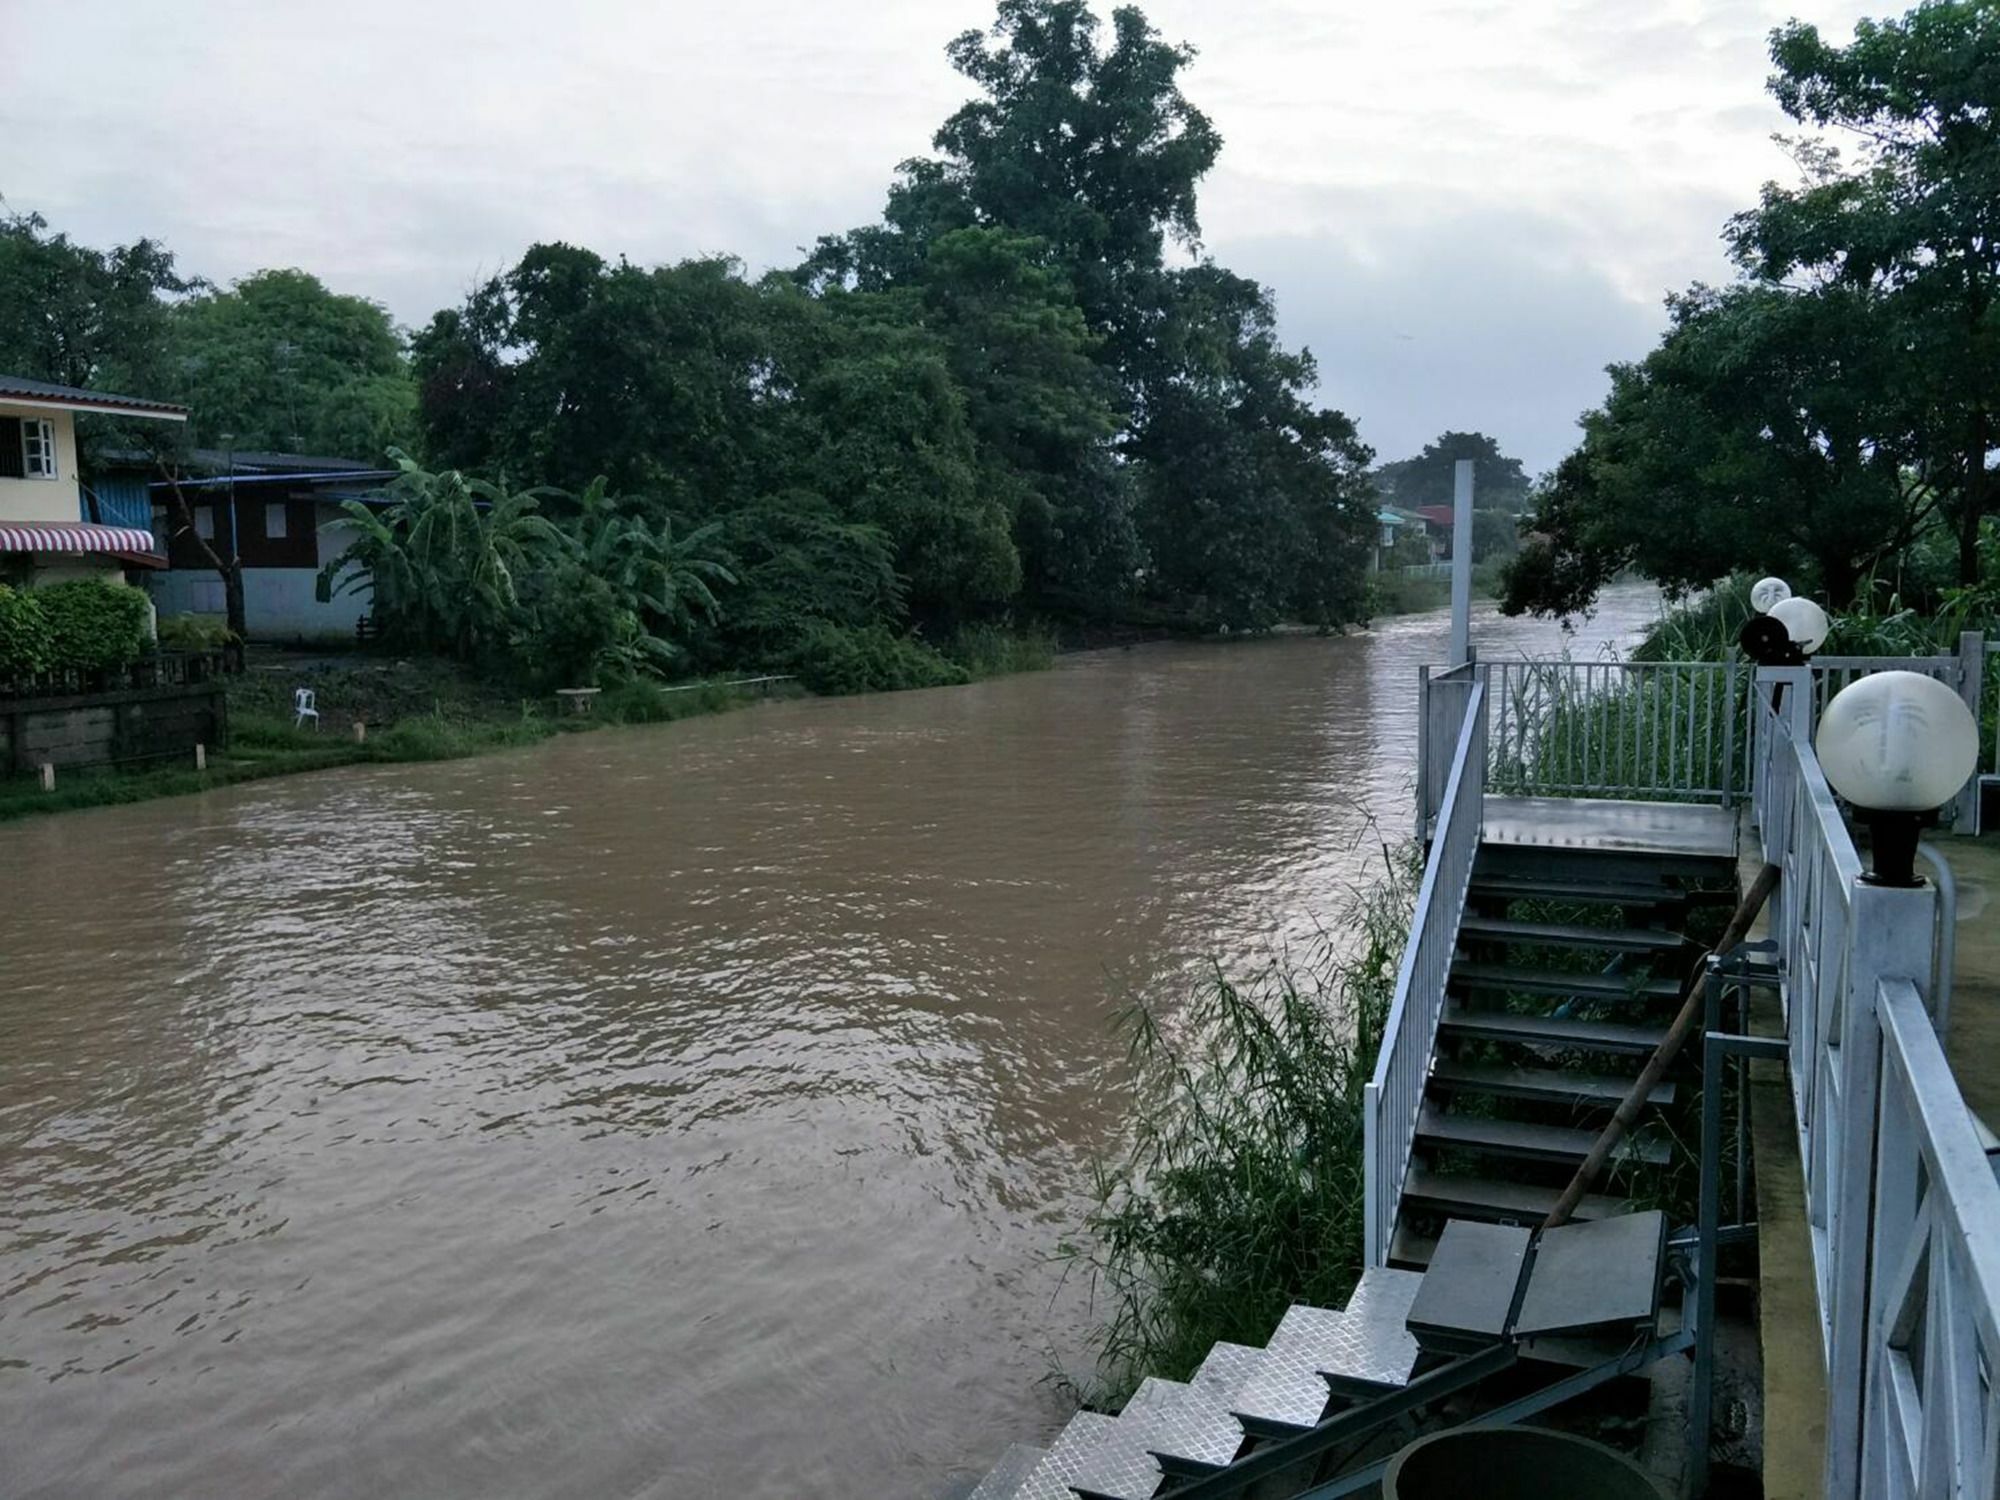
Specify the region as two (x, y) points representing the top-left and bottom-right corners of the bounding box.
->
(1502, 283), (1931, 614)
(1130, 266), (1375, 629)
(171, 269), (416, 459)
(1374, 432), (1531, 511)
(1730, 1), (2000, 584)
(911, 228), (1132, 599)
(0, 210), (189, 396)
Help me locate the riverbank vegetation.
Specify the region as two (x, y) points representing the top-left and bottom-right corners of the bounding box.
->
(1503, 0), (2000, 622)
(1065, 844), (1416, 1402)
(0, 657), (787, 823)
(4, 0), (1388, 685)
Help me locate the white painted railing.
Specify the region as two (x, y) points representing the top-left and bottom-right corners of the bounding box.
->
(1866, 976), (2000, 1500)
(1751, 666), (1999, 1499)
(1366, 680), (1484, 1269)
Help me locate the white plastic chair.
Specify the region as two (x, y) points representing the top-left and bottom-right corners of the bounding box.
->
(293, 687), (320, 731)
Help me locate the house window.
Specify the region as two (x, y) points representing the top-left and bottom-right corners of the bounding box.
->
(195, 505), (216, 540)
(265, 501), (288, 539)
(21, 419), (56, 478)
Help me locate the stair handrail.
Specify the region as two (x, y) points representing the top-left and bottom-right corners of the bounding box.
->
(1366, 677), (1485, 1269)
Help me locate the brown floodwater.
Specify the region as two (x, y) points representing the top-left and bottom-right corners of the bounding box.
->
(0, 589), (1659, 1500)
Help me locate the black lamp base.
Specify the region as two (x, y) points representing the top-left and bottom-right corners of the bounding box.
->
(1859, 811), (1929, 888)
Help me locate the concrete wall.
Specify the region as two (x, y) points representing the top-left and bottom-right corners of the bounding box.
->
(0, 402), (82, 524)
(1, 682), (226, 771)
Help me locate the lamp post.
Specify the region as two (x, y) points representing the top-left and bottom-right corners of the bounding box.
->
(1816, 670), (1980, 886)
(1737, 584), (1824, 716)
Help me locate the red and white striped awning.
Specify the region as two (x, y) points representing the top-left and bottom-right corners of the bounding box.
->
(0, 522), (160, 557)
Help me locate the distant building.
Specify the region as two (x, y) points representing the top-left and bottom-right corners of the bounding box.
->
(0, 375), (185, 587)
(133, 451), (399, 642)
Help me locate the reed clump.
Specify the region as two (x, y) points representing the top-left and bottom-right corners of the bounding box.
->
(1066, 843), (1416, 1402)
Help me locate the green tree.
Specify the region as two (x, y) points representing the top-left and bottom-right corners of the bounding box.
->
(1730, 1), (2000, 584)
(1501, 283), (1931, 615)
(559, 476), (737, 646)
(1130, 266), (1375, 629)
(172, 268), (416, 459)
(1374, 431), (1531, 511)
(318, 455), (570, 661)
(0, 210), (190, 396)
(911, 228), (1133, 599)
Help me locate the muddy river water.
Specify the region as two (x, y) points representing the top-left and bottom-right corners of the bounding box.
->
(0, 589), (1659, 1499)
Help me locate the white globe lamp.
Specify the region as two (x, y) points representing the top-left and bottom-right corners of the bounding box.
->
(1816, 670), (1980, 886)
(1768, 596), (1830, 656)
(1750, 576), (1792, 614)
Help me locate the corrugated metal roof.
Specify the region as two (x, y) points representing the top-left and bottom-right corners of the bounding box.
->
(0, 375), (188, 420)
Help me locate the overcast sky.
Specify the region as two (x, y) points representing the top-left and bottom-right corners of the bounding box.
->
(3, 0), (1878, 474)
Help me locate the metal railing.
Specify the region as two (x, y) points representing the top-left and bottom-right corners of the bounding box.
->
(1414, 662), (1478, 835)
(1865, 976), (2000, 1500)
(1749, 665), (2000, 1498)
(1366, 680), (1484, 1269)
(1472, 658), (1748, 805)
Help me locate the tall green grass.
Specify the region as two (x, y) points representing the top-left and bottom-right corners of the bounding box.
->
(1492, 659), (1749, 801)
(1065, 845), (1416, 1402)
(944, 622), (1060, 679)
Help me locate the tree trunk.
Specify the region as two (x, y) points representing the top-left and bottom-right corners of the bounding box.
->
(223, 563), (247, 642)
(1962, 408), (1989, 587)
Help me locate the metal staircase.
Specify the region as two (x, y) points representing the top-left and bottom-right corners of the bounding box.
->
(961, 1211), (1685, 1500)
(1381, 844), (1727, 1269)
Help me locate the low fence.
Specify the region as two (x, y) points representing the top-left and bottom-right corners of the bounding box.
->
(1366, 679), (1484, 1269)
(1, 678), (228, 773)
(0, 649), (229, 703)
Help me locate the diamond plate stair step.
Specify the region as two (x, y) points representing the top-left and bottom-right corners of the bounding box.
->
(1401, 1167), (1629, 1225)
(1316, 1266), (1425, 1397)
(1069, 1376), (1241, 1500)
(1230, 1304), (1347, 1437)
(1449, 961), (1682, 1003)
(1415, 1103), (1670, 1168)
(1468, 874), (1687, 908)
(1428, 1058), (1676, 1109)
(1149, 1343), (1261, 1476)
(1228, 1268), (1426, 1439)
(966, 1442), (1049, 1500)
(1438, 1000), (1671, 1055)
(1006, 1413), (1120, 1500)
(1457, 915), (1688, 953)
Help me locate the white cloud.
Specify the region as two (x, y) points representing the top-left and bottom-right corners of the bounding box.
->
(1, 0), (1881, 470)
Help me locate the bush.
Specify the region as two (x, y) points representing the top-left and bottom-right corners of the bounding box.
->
(783, 621), (968, 695)
(0, 584), (54, 680)
(157, 613), (239, 651)
(511, 566), (622, 689)
(36, 580), (152, 673)
(945, 621), (1057, 678)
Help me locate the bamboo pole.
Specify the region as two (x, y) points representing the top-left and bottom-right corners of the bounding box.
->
(1542, 862), (1781, 1230)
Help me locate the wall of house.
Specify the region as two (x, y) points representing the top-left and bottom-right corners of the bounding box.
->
(149, 508), (371, 642)
(0, 403), (83, 524)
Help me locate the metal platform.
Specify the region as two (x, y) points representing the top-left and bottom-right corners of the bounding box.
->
(1478, 795), (1737, 859)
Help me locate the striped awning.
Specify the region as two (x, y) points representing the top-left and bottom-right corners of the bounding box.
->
(0, 522), (160, 556)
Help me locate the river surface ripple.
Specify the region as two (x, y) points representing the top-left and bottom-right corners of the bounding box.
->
(0, 589), (1659, 1499)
